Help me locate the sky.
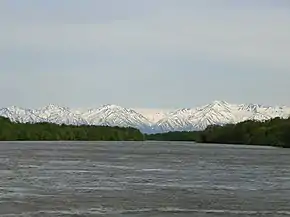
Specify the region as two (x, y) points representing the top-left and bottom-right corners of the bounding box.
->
(0, 0), (290, 109)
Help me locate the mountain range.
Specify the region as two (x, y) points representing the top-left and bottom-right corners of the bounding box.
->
(1, 101), (290, 134)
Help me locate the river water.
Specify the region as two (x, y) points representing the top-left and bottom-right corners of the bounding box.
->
(0, 141), (289, 216)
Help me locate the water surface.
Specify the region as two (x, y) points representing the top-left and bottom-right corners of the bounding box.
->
(0, 141), (289, 216)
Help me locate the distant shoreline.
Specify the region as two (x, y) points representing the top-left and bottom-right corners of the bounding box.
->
(0, 141), (280, 150)
(1, 115), (289, 148)
(0, 117), (144, 141)
(146, 117), (290, 148)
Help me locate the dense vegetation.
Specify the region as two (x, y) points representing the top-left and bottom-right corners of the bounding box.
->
(0, 117), (144, 141)
(197, 117), (290, 148)
(146, 117), (290, 148)
(1, 114), (290, 147)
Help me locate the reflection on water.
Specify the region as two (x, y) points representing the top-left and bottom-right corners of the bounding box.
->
(0, 141), (290, 216)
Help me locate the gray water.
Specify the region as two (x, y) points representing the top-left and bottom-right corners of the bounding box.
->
(0, 141), (290, 217)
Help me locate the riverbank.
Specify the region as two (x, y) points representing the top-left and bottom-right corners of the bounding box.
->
(1, 115), (289, 148)
(146, 117), (290, 148)
(0, 117), (144, 141)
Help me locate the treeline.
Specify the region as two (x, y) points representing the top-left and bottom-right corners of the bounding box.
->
(0, 117), (144, 141)
(2, 114), (289, 147)
(146, 117), (290, 148)
(197, 117), (290, 148)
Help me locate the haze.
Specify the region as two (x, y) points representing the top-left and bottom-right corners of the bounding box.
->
(0, 0), (290, 109)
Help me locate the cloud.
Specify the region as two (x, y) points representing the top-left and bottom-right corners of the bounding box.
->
(1, 5), (290, 71)
(0, 1), (290, 108)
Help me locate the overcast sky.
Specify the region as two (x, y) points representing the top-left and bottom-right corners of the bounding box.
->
(0, 0), (290, 109)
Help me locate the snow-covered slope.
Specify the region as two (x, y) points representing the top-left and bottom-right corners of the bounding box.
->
(133, 108), (173, 123)
(154, 108), (197, 132)
(32, 104), (88, 125)
(0, 106), (41, 123)
(0, 101), (290, 133)
(153, 101), (290, 132)
(80, 104), (153, 132)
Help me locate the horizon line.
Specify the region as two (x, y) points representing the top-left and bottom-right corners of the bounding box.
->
(1, 100), (289, 111)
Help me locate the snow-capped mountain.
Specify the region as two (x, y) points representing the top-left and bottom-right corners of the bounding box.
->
(0, 106), (40, 123)
(154, 108), (197, 132)
(0, 101), (289, 133)
(79, 104), (153, 132)
(134, 108), (173, 123)
(32, 104), (88, 125)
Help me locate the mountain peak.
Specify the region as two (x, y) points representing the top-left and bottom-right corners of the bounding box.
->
(0, 101), (289, 133)
(211, 100), (230, 106)
(99, 104), (124, 110)
(6, 105), (23, 110)
(39, 104), (68, 110)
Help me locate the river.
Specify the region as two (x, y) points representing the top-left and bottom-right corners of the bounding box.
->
(0, 141), (289, 216)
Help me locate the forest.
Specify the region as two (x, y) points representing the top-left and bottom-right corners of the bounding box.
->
(0, 117), (144, 141)
(146, 117), (290, 148)
(1, 115), (290, 147)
